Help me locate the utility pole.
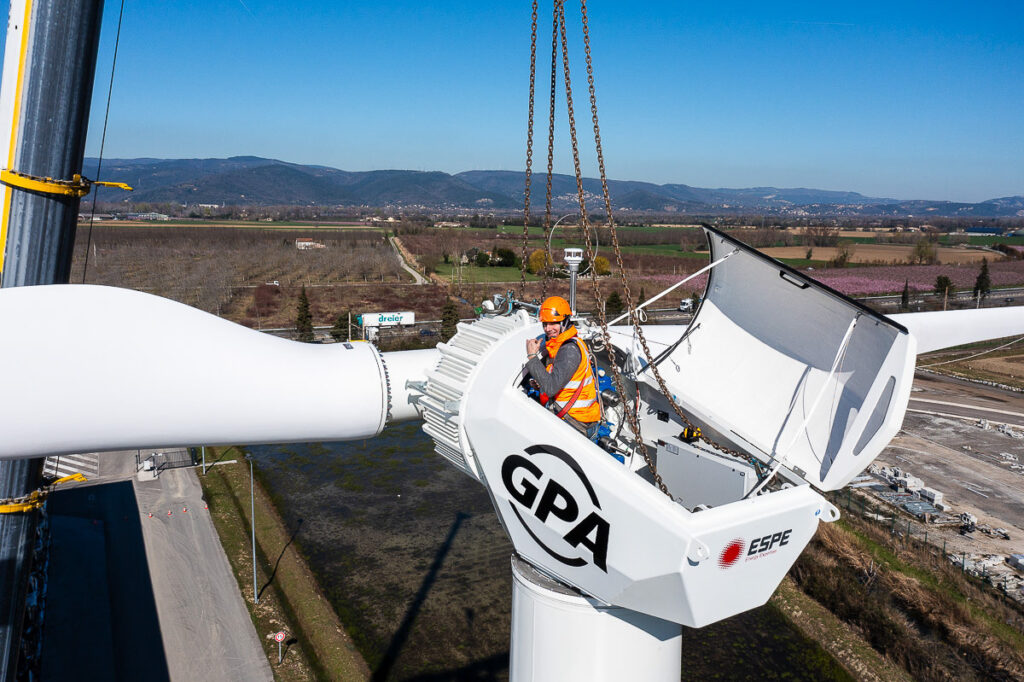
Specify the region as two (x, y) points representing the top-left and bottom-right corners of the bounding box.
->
(0, 1), (105, 678)
(246, 453), (259, 605)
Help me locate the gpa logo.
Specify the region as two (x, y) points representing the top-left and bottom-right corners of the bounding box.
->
(501, 445), (610, 572)
(719, 529), (793, 569)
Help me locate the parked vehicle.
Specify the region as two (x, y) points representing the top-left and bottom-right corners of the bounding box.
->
(678, 297), (701, 313)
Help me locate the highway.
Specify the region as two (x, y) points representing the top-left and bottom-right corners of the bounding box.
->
(862, 286), (1024, 311)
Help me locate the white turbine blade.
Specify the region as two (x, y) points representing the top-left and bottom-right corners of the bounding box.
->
(891, 307), (1024, 354)
(0, 284), (396, 459)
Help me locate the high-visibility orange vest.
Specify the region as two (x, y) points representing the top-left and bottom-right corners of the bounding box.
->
(544, 327), (601, 423)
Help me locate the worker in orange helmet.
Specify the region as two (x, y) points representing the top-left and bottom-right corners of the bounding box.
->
(526, 296), (602, 438)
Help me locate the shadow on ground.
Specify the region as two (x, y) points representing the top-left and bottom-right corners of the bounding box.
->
(41, 481), (169, 682)
(372, 512), (470, 682)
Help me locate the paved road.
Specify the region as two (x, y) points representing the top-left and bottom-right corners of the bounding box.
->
(134, 465), (273, 682)
(909, 373), (1024, 428)
(41, 451), (271, 682)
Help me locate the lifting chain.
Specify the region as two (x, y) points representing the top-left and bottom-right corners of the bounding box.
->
(520, 0), (539, 299)
(521, 1), (563, 301)
(521, 1), (764, 496)
(552, 0), (669, 496)
(563, 1), (764, 495)
(584, 1), (764, 475)
(542, 3), (558, 299)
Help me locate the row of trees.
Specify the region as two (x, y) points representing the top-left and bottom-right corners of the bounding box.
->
(524, 249), (611, 276)
(293, 289), (463, 345)
(900, 259), (993, 310)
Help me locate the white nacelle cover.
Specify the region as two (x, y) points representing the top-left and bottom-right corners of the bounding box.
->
(458, 319), (838, 627)
(647, 228), (916, 491)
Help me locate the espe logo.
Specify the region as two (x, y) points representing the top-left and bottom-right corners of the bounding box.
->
(501, 445), (609, 572)
(719, 529), (793, 569)
(747, 529), (792, 557)
(718, 539), (745, 568)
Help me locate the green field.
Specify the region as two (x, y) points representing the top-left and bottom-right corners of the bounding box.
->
(437, 263), (541, 282)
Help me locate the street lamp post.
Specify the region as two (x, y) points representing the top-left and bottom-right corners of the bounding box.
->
(246, 453), (259, 605)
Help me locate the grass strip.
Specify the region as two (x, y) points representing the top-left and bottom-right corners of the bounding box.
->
(200, 447), (369, 681)
(771, 577), (911, 682)
(837, 516), (1024, 653)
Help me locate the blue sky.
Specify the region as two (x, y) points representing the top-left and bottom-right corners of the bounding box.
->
(2, 0), (1022, 202)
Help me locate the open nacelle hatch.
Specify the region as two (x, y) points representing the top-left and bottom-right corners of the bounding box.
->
(618, 227), (917, 492)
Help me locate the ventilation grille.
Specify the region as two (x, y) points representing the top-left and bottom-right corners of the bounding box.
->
(419, 315), (526, 479)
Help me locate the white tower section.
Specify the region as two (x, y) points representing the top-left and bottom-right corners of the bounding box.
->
(510, 556), (681, 682)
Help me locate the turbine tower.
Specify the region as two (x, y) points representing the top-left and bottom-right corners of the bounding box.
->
(0, 1), (104, 677)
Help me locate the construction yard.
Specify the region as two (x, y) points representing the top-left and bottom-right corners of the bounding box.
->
(850, 370), (1024, 598)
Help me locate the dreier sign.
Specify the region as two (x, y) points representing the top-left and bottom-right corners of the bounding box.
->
(358, 311), (415, 328)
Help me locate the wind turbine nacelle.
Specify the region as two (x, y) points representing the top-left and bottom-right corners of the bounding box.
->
(412, 311), (839, 627)
(410, 226), (999, 628)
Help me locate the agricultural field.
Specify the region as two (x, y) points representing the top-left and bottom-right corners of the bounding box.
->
(762, 244), (992, 265)
(920, 337), (1024, 391)
(811, 261), (1024, 296)
(66, 223), (1024, 334)
(401, 224), (1024, 300)
(69, 225), (438, 328)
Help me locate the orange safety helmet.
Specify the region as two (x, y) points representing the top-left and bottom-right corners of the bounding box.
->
(539, 296), (572, 323)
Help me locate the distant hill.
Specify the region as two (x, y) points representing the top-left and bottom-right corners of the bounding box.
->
(82, 157), (1024, 217)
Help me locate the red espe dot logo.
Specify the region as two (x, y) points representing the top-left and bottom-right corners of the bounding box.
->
(718, 539), (745, 569)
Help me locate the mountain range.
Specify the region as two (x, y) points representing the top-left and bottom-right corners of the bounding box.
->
(82, 157), (1024, 218)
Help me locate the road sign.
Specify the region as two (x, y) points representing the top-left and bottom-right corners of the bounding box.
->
(275, 630), (287, 664)
(358, 311), (415, 328)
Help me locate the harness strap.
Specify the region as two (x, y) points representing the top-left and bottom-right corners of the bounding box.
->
(555, 378), (587, 419)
